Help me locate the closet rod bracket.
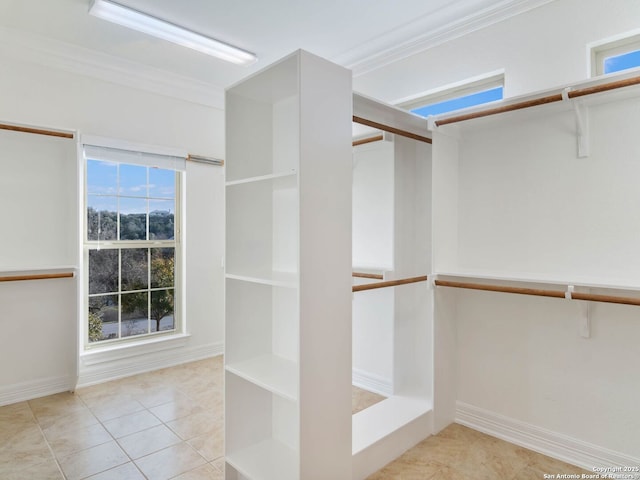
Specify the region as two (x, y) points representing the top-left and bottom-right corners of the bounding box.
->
(579, 301), (591, 339)
(562, 87), (590, 158)
(564, 284), (574, 300)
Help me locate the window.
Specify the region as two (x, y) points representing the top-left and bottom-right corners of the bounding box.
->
(398, 74), (504, 118)
(592, 33), (640, 76)
(84, 144), (184, 346)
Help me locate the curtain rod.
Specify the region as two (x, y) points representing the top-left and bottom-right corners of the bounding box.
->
(0, 123), (74, 139)
(353, 116), (432, 145)
(187, 154), (224, 166)
(435, 279), (640, 307)
(435, 75), (640, 127)
(352, 275), (428, 292)
(0, 272), (75, 283)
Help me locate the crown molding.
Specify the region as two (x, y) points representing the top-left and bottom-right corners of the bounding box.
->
(338, 0), (558, 77)
(0, 0), (557, 105)
(0, 26), (225, 110)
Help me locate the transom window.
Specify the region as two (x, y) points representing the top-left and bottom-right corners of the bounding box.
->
(398, 74), (504, 118)
(410, 86), (503, 118)
(84, 144), (184, 346)
(592, 33), (640, 76)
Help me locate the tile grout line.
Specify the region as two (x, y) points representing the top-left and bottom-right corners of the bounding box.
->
(75, 393), (147, 480)
(13, 362), (224, 480)
(27, 400), (68, 480)
(78, 390), (211, 479)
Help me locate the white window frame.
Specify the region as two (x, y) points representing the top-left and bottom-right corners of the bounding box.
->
(590, 31), (640, 77)
(394, 71), (504, 115)
(81, 136), (186, 351)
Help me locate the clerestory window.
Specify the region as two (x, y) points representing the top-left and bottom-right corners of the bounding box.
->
(591, 33), (640, 76)
(398, 74), (504, 118)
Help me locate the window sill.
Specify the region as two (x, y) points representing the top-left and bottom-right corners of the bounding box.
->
(80, 333), (191, 366)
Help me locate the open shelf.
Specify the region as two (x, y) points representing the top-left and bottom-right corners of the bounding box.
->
(226, 174), (298, 281)
(352, 395), (432, 455)
(226, 355), (298, 401)
(436, 270), (640, 293)
(225, 271), (297, 288)
(225, 54), (300, 184)
(225, 374), (299, 479)
(226, 170), (297, 187)
(225, 278), (298, 368)
(226, 438), (298, 480)
(434, 272), (640, 308)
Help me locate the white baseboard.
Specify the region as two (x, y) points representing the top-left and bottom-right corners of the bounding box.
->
(1, 342), (223, 406)
(0, 375), (75, 407)
(76, 341), (223, 388)
(456, 401), (640, 472)
(352, 368), (393, 397)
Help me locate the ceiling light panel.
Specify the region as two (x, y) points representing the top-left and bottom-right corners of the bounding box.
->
(89, 0), (257, 66)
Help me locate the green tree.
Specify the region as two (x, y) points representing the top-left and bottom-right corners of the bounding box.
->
(88, 311), (104, 342)
(120, 255), (174, 333)
(87, 207), (117, 241)
(150, 256), (175, 332)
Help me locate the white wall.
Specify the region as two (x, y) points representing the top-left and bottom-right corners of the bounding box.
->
(431, 88), (640, 463)
(455, 290), (640, 459)
(354, 0), (640, 102)
(352, 141), (394, 270)
(0, 49), (225, 400)
(455, 98), (640, 282)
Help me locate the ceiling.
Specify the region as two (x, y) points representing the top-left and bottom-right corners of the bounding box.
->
(0, 0), (552, 98)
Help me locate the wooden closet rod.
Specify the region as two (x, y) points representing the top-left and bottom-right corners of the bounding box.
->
(435, 279), (640, 307)
(353, 275), (428, 292)
(571, 292), (640, 307)
(435, 75), (640, 127)
(0, 272), (75, 283)
(353, 134), (384, 147)
(434, 280), (565, 299)
(353, 272), (384, 280)
(0, 123), (74, 139)
(353, 116), (432, 145)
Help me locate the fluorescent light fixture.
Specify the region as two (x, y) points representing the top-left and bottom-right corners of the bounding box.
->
(89, 0), (257, 66)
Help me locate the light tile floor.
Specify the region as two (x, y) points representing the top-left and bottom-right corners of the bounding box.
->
(366, 423), (592, 480)
(0, 356), (591, 479)
(1, 357), (224, 480)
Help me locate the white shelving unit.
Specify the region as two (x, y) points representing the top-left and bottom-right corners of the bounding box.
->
(351, 94), (434, 480)
(224, 50), (353, 480)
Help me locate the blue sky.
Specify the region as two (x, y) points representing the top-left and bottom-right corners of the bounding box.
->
(87, 160), (175, 214)
(604, 49), (640, 74)
(411, 86), (504, 118)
